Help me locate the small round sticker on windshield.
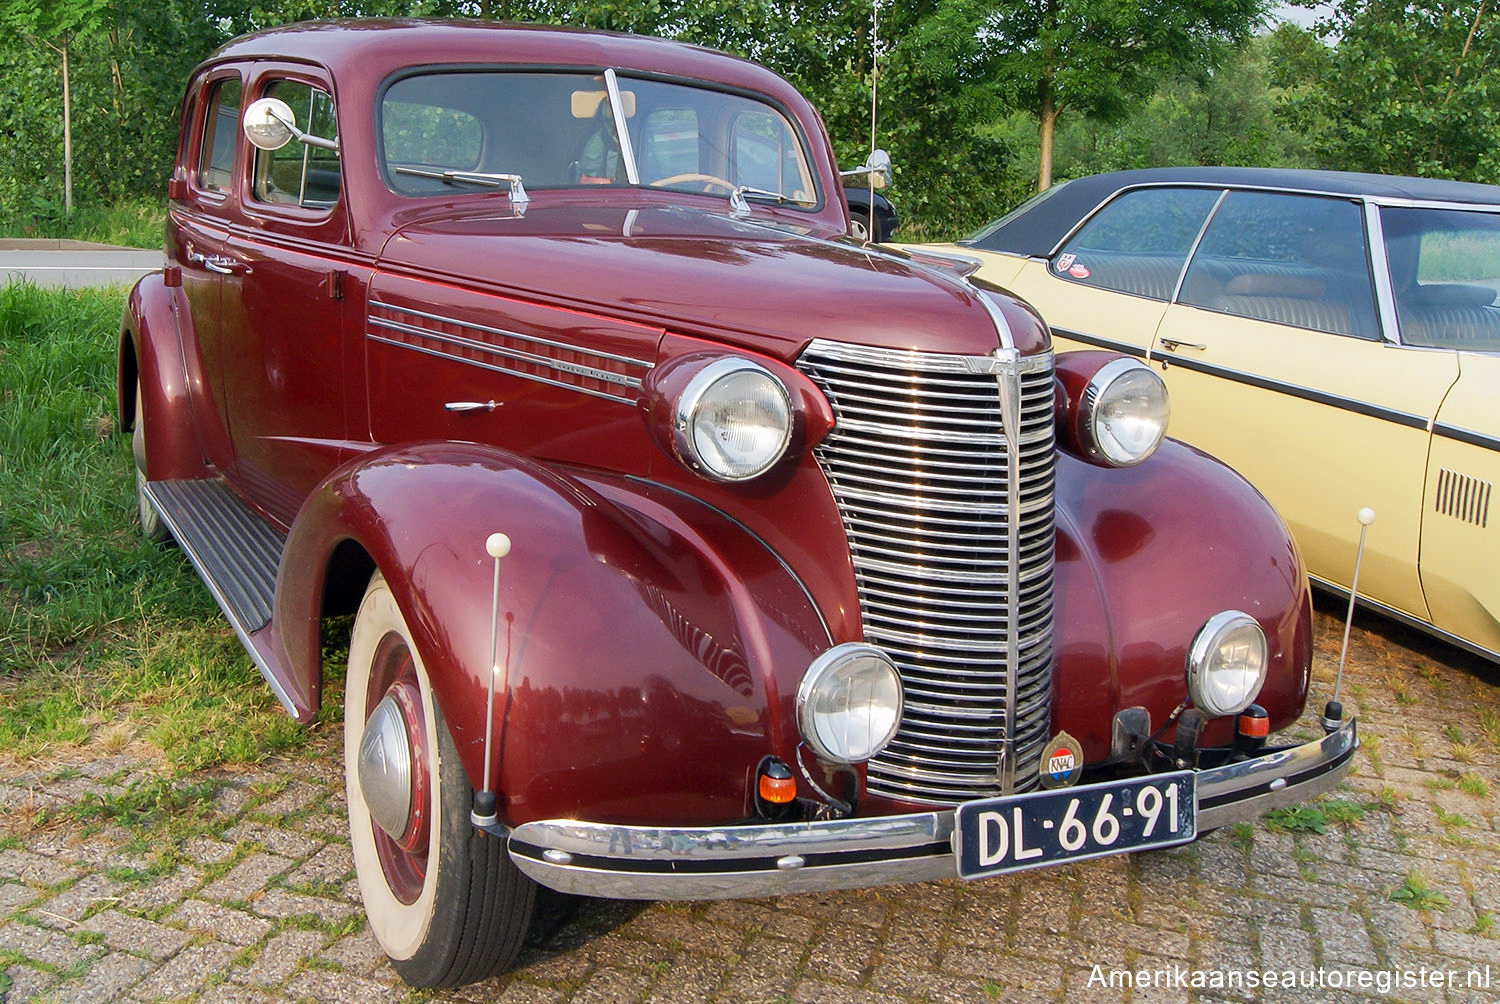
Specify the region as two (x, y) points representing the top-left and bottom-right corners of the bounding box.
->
(1038, 730), (1084, 789)
(1068, 263), (1091, 279)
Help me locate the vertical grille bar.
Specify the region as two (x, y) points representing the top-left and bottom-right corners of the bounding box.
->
(797, 340), (1057, 805)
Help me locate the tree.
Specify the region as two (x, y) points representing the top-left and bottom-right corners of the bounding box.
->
(2, 0), (110, 214)
(1277, 1), (1500, 183)
(984, 0), (1269, 191)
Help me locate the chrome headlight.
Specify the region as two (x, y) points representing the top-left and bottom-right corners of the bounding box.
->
(1077, 357), (1169, 466)
(1186, 611), (1268, 718)
(796, 644), (903, 764)
(674, 358), (792, 481)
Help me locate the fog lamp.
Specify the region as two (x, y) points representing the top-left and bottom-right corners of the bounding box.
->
(1186, 611), (1268, 718)
(796, 644), (903, 764)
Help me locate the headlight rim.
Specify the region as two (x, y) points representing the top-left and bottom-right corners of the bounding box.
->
(795, 642), (904, 765)
(1077, 356), (1169, 467)
(1185, 610), (1269, 718)
(672, 357), (793, 482)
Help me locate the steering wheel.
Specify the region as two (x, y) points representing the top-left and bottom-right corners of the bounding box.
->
(650, 173), (737, 194)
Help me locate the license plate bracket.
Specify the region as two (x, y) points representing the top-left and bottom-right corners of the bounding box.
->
(953, 772), (1196, 879)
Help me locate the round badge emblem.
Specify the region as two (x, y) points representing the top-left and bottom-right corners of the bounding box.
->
(1037, 730), (1084, 789)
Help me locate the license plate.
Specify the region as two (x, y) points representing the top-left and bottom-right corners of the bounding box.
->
(953, 772), (1196, 879)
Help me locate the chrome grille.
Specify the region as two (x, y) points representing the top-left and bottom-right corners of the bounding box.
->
(797, 340), (1056, 804)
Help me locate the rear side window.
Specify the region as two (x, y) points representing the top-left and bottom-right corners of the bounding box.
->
(197, 78), (241, 193)
(251, 80), (341, 210)
(1052, 188), (1219, 300)
(1180, 192), (1379, 340)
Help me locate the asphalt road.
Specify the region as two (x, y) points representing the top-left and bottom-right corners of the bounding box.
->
(0, 240), (161, 289)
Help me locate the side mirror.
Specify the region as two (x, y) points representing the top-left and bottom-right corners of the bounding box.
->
(840, 148), (892, 190)
(243, 97), (296, 151)
(243, 96), (339, 153)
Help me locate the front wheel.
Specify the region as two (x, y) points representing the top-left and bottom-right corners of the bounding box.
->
(345, 572), (536, 988)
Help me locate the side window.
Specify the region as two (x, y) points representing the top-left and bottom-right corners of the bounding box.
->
(197, 78), (242, 193)
(251, 79), (340, 209)
(1053, 188), (1219, 300)
(1180, 191), (1379, 340)
(1383, 206), (1500, 349)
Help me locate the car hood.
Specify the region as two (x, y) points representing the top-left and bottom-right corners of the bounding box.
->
(376, 202), (1047, 360)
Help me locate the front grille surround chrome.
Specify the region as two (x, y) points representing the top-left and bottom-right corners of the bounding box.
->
(797, 340), (1057, 805)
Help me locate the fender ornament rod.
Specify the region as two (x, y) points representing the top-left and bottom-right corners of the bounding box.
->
(1324, 506), (1375, 733)
(472, 531), (512, 828)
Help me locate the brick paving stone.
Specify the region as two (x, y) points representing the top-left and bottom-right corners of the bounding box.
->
(49, 951), (154, 1004)
(0, 920), (102, 970)
(29, 873), (128, 928)
(0, 849), (76, 887)
(117, 862), (203, 911)
(0, 964), (56, 1004)
(76, 909), (194, 959)
(241, 928), (325, 987)
(198, 852), (293, 902)
(246, 886), (359, 923)
(284, 842), (353, 890)
(172, 898), (275, 946)
(224, 820), (324, 859)
(282, 967), (408, 1003)
(317, 929), (387, 975)
(1310, 907), (1379, 968)
(0, 881), (34, 914)
(128, 942), (240, 1001)
(260, 779), (320, 817)
(182, 834), (238, 866)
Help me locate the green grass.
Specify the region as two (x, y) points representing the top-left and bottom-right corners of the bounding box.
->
(2, 197), (165, 250)
(1389, 871), (1450, 912)
(0, 283), (308, 769)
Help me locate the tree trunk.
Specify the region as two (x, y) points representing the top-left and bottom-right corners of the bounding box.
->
(1037, 84), (1057, 192)
(62, 37), (73, 216)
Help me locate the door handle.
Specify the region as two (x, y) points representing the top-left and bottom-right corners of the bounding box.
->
(444, 400), (500, 413)
(1158, 337), (1206, 352)
(203, 255), (249, 275)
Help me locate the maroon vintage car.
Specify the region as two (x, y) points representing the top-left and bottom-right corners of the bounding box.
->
(120, 19), (1356, 988)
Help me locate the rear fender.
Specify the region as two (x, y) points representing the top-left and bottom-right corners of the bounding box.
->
(118, 275), (207, 481)
(275, 443), (833, 826)
(1052, 441), (1314, 761)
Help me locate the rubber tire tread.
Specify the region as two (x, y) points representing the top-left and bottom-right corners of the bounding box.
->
(390, 700), (537, 989)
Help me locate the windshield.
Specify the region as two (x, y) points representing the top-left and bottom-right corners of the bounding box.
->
(380, 70), (818, 207)
(1382, 206), (1500, 351)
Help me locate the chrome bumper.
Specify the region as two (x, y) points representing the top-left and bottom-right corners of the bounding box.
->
(505, 718), (1356, 900)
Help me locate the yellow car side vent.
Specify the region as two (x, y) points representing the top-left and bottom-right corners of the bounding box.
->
(1435, 468), (1491, 528)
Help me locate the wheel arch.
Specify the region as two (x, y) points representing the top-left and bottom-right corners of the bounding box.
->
(275, 441), (833, 827)
(118, 274), (205, 481)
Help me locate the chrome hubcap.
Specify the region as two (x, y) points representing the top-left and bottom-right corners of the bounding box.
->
(359, 693), (413, 841)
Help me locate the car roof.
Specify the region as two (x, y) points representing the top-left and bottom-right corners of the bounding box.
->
(208, 19), (799, 101)
(965, 167), (1500, 256)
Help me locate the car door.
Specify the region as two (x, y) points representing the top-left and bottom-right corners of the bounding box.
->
(1005, 186), (1222, 359)
(220, 71), (350, 527)
(171, 70), (243, 472)
(1152, 190), (1459, 621)
(1386, 203), (1500, 656)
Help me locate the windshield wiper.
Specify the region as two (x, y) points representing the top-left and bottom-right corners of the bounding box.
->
(729, 185), (805, 217)
(393, 166), (529, 208)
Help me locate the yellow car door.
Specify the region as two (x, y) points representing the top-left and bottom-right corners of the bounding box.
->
(1151, 190), (1459, 622)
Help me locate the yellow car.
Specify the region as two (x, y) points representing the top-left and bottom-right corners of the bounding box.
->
(916, 167), (1500, 661)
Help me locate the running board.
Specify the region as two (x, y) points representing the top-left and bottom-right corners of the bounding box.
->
(144, 479), (308, 718)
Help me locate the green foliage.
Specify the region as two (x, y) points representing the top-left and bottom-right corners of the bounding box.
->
(1278, 1), (1500, 183)
(0, 1), (221, 229)
(1390, 871), (1451, 911)
(0, 284), (308, 767)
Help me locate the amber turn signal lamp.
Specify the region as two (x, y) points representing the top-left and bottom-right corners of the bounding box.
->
(759, 762), (796, 804)
(1234, 703), (1269, 757)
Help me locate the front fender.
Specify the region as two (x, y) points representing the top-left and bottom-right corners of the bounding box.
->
(1052, 441), (1314, 761)
(275, 443), (833, 827)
